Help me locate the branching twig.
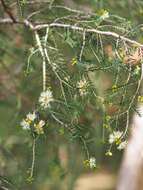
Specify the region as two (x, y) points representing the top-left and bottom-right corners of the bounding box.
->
(79, 29), (86, 62)
(0, 17), (143, 48)
(34, 23), (143, 47)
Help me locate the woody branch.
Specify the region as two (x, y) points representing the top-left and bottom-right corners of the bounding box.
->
(0, 0), (143, 48)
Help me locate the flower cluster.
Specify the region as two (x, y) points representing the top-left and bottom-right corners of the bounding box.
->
(109, 131), (127, 150)
(138, 95), (143, 103)
(20, 112), (37, 130)
(34, 120), (45, 135)
(100, 10), (109, 20)
(71, 57), (77, 65)
(77, 78), (88, 96)
(39, 89), (54, 109)
(109, 131), (123, 144)
(112, 84), (118, 93)
(20, 89), (53, 134)
(20, 112), (45, 135)
(83, 157), (96, 169)
(117, 141), (127, 150)
(105, 151), (113, 156)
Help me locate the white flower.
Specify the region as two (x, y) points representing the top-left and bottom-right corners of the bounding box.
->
(39, 120), (45, 127)
(109, 131), (123, 144)
(109, 133), (115, 144)
(77, 78), (87, 89)
(26, 112), (37, 121)
(117, 141), (127, 150)
(39, 89), (54, 109)
(34, 120), (45, 135)
(89, 157), (96, 169)
(20, 119), (30, 130)
(77, 78), (88, 96)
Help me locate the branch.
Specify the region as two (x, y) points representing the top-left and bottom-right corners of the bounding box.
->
(0, 18), (13, 24)
(0, 0), (17, 23)
(0, 16), (143, 47)
(34, 23), (143, 47)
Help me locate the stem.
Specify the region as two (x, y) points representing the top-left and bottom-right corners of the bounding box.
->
(35, 31), (47, 91)
(30, 138), (36, 179)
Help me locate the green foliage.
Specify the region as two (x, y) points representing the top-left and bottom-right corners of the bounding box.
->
(0, 0), (143, 189)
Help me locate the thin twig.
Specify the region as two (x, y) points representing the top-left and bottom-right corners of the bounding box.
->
(35, 31), (47, 91)
(79, 29), (86, 62)
(29, 138), (36, 180)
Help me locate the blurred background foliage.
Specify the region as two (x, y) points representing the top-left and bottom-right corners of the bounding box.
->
(0, 0), (143, 189)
